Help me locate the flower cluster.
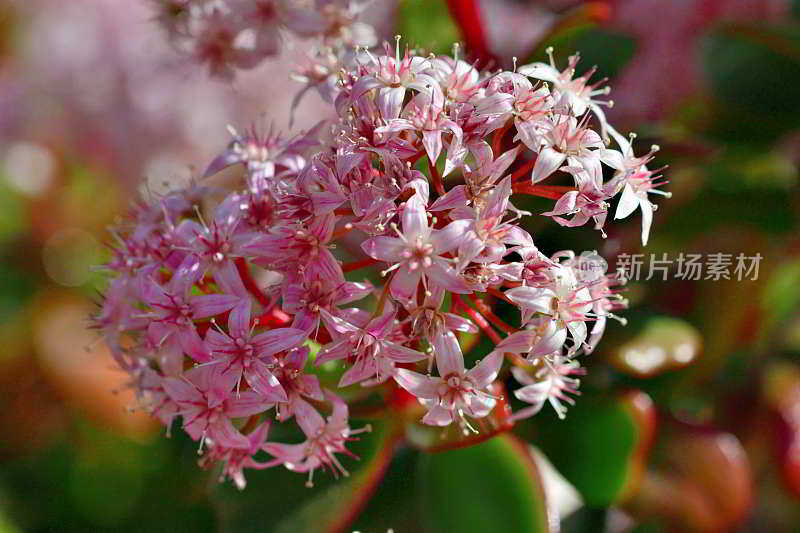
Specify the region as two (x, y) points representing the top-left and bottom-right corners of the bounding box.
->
(96, 41), (665, 489)
(153, 0), (376, 80)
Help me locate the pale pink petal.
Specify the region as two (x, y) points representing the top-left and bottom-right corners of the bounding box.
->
(226, 391), (272, 418)
(362, 236), (405, 262)
(366, 308), (396, 338)
(430, 220), (471, 253)
(319, 308), (360, 336)
(567, 320), (588, 350)
(163, 377), (200, 405)
(227, 300), (252, 340)
(506, 286), (555, 314)
(378, 86), (406, 120)
(251, 328), (307, 357)
(531, 324), (568, 357)
(402, 194), (428, 239)
(517, 62), (560, 83)
(245, 359), (288, 402)
(531, 146), (567, 183)
(433, 331), (465, 377)
(464, 394), (495, 418)
(427, 262), (472, 294)
(421, 404), (453, 426)
(495, 330), (537, 354)
(338, 357), (374, 387)
(262, 442), (307, 465)
(429, 185), (468, 211)
(178, 327), (212, 363)
(209, 418), (251, 449)
(292, 398), (325, 438)
(513, 382), (549, 415)
(444, 313), (478, 333)
(381, 341), (427, 363)
(640, 198), (653, 246)
(614, 184), (640, 220)
(316, 339), (352, 365)
(394, 369), (439, 399)
(389, 267), (422, 307)
(467, 350), (504, 387)
(190, 294), (241, 319)
(212, 260), (248, 297)
(422, 130), (443, 166)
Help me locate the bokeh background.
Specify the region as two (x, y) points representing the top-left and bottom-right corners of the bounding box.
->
(1, 0), (800, 532)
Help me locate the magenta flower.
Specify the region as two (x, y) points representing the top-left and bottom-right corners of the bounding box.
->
(529, 115), (604, 183)
(97, 34), (667, 487)
(376, 90), (463, 175)
(505, 262), (594, 354)
(202, 421), (272, 490)
(362, 193), (471, 307)
(262, 391), (370, 487)
(395, 331), (504, 428)
(456, 177), (533, 267)
(511, 356), (585, 420)
(317, 305), (427, 386)
(164, 365), (273, 449)
(542, 163), (611, 233)
(205, 305), (307, 401)
(352, 41), (437, 119)
(518, 48), (612, 139)
(605, 129), (671, 245)
(271, 346), (325, 422)
(142, 256), (243, 365)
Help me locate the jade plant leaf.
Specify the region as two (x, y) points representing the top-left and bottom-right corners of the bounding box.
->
(534, 390), (656, 507)
(271, 420), (399, 533)
(418, 433), (552, 533)
(216, 419), (398, 533)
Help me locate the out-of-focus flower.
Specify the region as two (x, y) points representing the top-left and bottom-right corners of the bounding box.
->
(608, 0), (789, 124)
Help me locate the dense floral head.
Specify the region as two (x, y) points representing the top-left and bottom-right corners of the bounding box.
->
(97, 37), (665, 488)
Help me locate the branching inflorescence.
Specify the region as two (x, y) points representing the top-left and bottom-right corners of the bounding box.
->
(97, 2), (668, 489)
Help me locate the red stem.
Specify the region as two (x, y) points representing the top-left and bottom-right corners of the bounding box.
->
(253, 307), (292, 328)
(342, 257), (379, 273)
(487, 287), (514, 304)
(512, 182), (574, 200)
(428, 157), (446, 197)
(492, 119), (512, 157)
(445, 0), (496, 68)
(469, 293), (516, 334)
(235, 257), (271, 307)
(510, 157), (537, 183)
(458, 295), (503, 344)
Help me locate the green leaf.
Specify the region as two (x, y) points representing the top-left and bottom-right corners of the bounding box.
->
(272, 421), (398, 533)
(346, 448), (424, 533)
(566, 28), (636, 82)
(761, 259), (800, 339)
(704, 24), (800, 143)
(661, 188), (795, 236)
(418, 434), (551, 533)
(396, 0), (460, 55)
(216, 420), (397, 533)
(533, 391), (655, 507)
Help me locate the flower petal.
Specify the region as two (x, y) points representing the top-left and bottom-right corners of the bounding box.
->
(467, 350), (504, 387)
(395, 368), (439, 399)
(432, 331), (465, 377)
